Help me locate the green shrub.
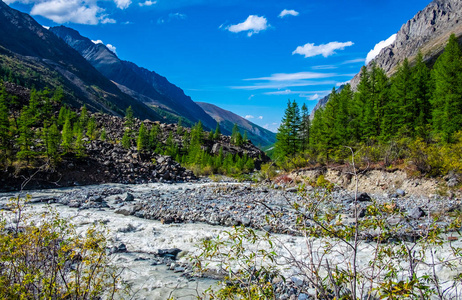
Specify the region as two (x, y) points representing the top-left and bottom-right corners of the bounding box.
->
(0, 197), (125, 299)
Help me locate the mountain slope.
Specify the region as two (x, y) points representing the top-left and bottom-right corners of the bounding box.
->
(196, 102), (276, 148)
(50, 25), (217, 130)
(350, 0), (462, 89)
(0, 0), (161, 121)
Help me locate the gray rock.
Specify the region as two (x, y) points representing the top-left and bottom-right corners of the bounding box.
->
(447, 178), (459, 188)
(396, 189), (406, 196)
(357, 193), (371, 202)
(240, 217), (251, 226)
(124, 193), (135, 202)
(111, 243), (127, 254)
(291, 276), (303, 287)
(407, 207), (426, 219)
(114, 205), (137, 216)
(387, 216), (403, 226)
(158, 248), (182, 260)
(286, 187), (298, 193)
(298, 293), (309, 300)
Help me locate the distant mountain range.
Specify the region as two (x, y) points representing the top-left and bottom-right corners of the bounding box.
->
(196, 102), (276, 147)
(0, 0), (275, 148)
(0, 0), (161, 121)
(50, 25), (217, 131)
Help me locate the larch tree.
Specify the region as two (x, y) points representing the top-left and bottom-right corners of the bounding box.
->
(431, 33), (462, 142)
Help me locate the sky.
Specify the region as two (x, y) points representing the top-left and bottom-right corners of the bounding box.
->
(6, 0), (431, 132)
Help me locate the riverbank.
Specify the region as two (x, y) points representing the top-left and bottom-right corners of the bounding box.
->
(1, 180), (461, 299)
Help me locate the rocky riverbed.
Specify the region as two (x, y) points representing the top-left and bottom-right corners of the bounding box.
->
(1, 180), (462, 299)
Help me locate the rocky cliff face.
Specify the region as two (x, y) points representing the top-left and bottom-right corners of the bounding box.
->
(350, 0), (462, 89)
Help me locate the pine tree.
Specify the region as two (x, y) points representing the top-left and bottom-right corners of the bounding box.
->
(149, 124), (159, 151)
(190, 121), (203, 146)
(0, 89), (10, 163)
(51, 86), (64, 103)
(213, 123), (221, 140)
(58, 107), (67, 127)
(431, 34), (462, 142)
(231, 123), (243, 146)
(121, 129), (131, 149)
(28, 89), (40, 124)
(61, 116), (73, 152)
(413, 52), (432, 137)
(137, 122), (148, 151)
(16, 106), (35, 162)
(350, 66), (369, 141)
(100, 128), (107, 141)
(42, 122), (61, 162)
(80, 105), (89, 127)
(74, 124), (85, 157)
(86, 116), (97, 140)
(386, 59), (414, 137)
(243, 130), (248, 143)
(299, 103), (311, 152)
(124, 106), (134, 130)
(176, 117), (183, 135)
(275, 99), (301, 158)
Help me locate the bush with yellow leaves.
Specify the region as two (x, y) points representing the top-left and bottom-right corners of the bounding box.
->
(0, 196), (125, 299)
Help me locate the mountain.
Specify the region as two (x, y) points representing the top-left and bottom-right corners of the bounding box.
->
(50, 25), (217, 130)
(0, 0), (161, 121)
(196, 102), (276, 148)
(350, 0), (462, 89)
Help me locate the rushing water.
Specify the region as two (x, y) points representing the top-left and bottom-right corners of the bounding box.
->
(1, 182), (462, 299)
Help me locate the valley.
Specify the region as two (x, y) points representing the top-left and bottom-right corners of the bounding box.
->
(2, 0), (462, 299)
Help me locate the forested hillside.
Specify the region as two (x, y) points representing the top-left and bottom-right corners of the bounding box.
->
(0, 82), (268, 190)
(275, 34), (462, 176)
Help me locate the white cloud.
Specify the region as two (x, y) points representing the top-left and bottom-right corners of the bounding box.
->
(139, 0), (155, 6)
(231, 80), (337, 90)
(336, 80), (350, 87)
(342, 58), (365, 64)
(312, 65), (337, 70)
(91, 39), (117, 55)
(258, 116), (263, 119)
(226, 15), (269, 37)
(365, 34), (396, 64)
(30, 0), (100, 24)
(308, 94), (319, 100)
(24, 0), (120, 25)
(42, 25), (50, 29)
(114, 0), (131, 9)
(101, 16), (116, 24)
(248, 94), (254, 100)
(158, 12), (186, 24)
(278, 9), (299, 18)
(244, 115), (255, 119)
(246, 71), (335, 81)
(106, 44), (117, 55)
(264, 89), (330, 96)
(293, 41), (354, 58)
(8, 0), (126, 24)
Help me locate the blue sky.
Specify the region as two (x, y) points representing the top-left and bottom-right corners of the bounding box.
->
(7, 0), (431, 132)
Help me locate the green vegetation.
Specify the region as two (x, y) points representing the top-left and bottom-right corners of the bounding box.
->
(193, 173), (462, 299)
(274, 34), (462, 176)
(136, 120), (256, 176)
(0, 197), (125, 299)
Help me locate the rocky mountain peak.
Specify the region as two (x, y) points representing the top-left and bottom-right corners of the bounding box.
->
(350, 0), (462, 89)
